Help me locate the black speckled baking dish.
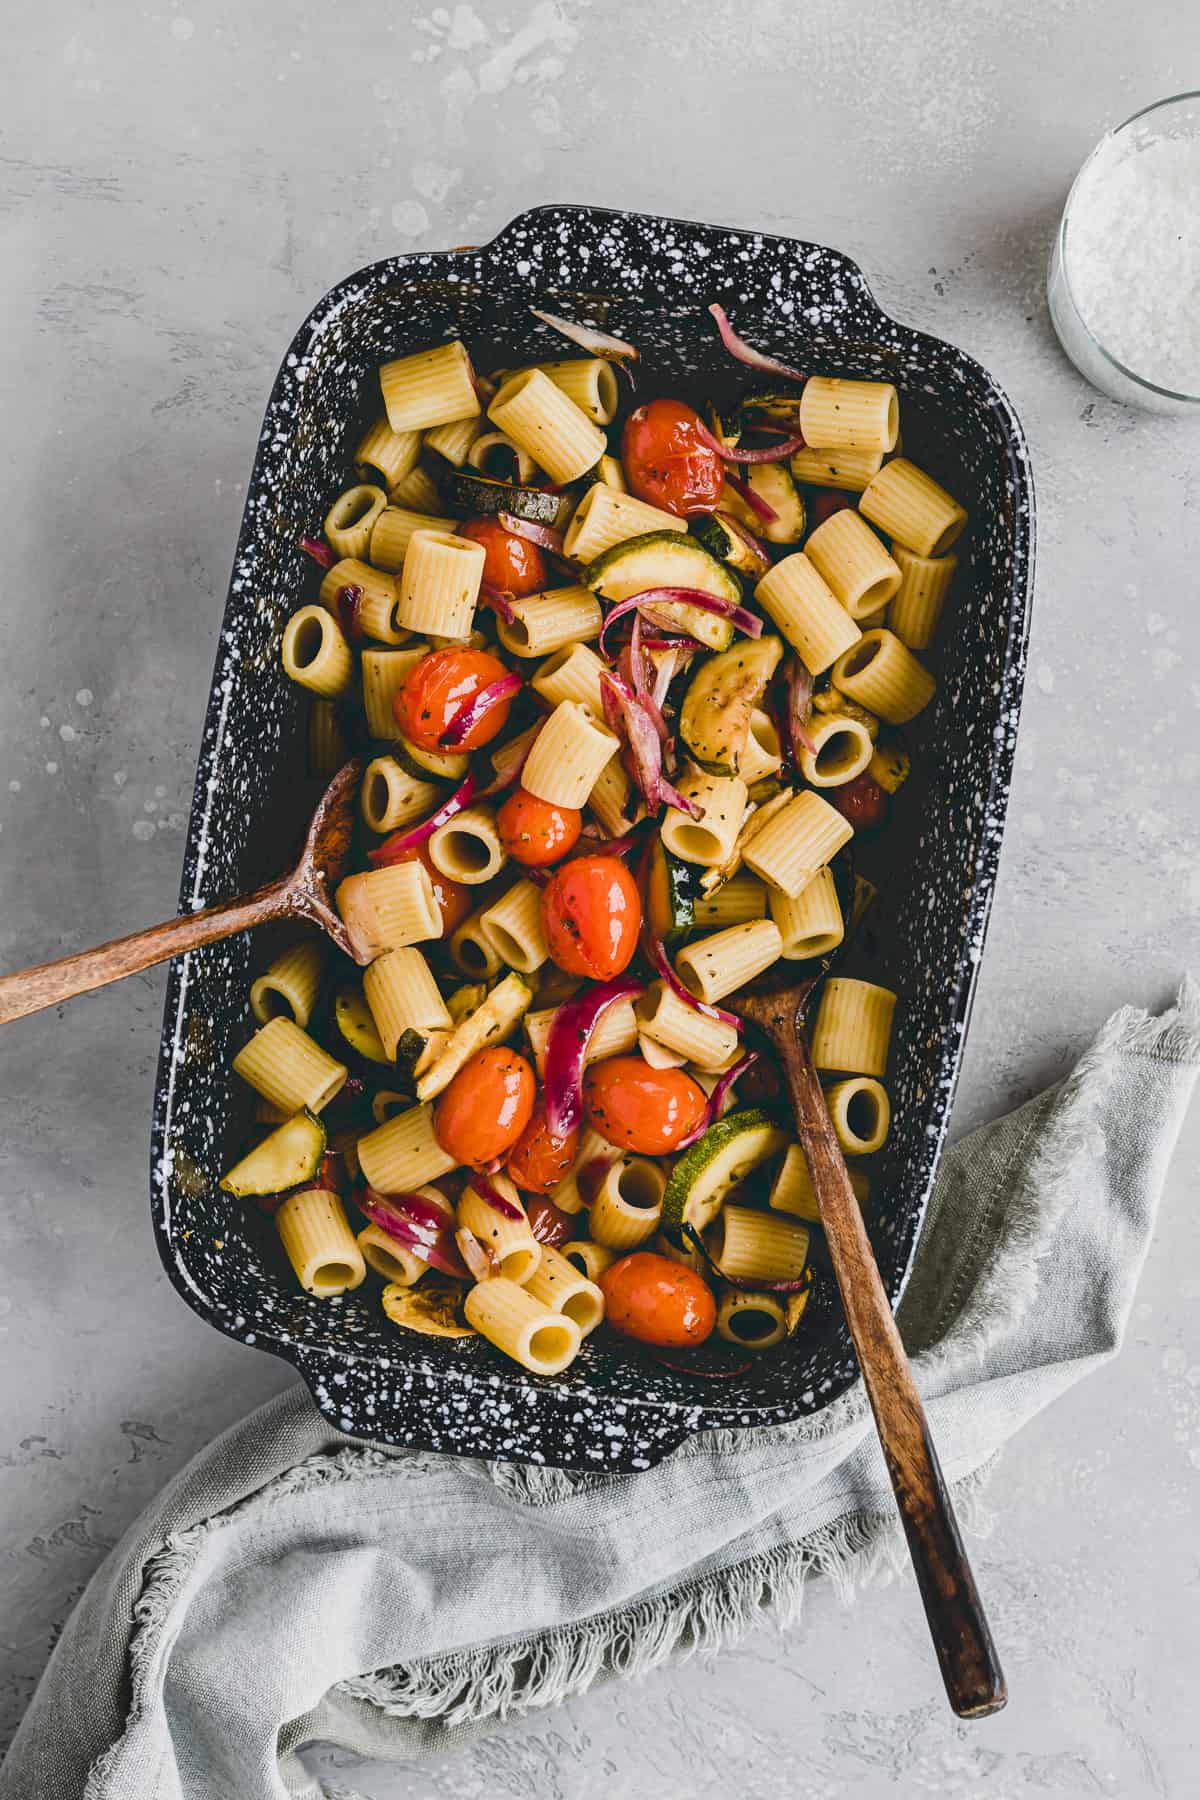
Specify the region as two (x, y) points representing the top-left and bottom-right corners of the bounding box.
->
(152, 205), (1033, 1471)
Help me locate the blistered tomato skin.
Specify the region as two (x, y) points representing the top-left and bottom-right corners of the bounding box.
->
(540, 856), (641, 980)
(583, 1056), (709, 1154)
(505, 1110), (579, 1192)
(525, 1193), (577, 1246)
(622, 399), (725, 517)
(805, 488), (856, 529)
(457, 518), (547, 597)
(830, 771), (889, 834)
(497, 789), (583, 867)
(393, 648), (514, 752)
(433, 1047), (536, 1166)
(599, 1252), (717, 1347)
(370, 842), (471, 936)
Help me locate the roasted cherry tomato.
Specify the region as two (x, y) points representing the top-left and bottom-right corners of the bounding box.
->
(622, 398), (724, 517)
(806, 488), (856, 528)
(457, 517), (547, 597)
(433, 1046), (536, 1166)
(505, 1109), (579, 1193)
(599, 1252), (717, 1347)
(829, 771), (889, 834)
(369, 841), (471, 936)
(497, 788), (582, 867)
(540, 855), (641, 980)
(393, 647), (514, 752)
(525, 1192), (577, 1247)
(583, 1056), (708, 1154)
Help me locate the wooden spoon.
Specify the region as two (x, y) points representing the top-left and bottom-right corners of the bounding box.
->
(0, 759), (365, 1026)
(733, 969), (1007, 1719)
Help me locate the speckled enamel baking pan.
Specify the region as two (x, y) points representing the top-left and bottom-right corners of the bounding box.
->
(151, 204), (1033, 1472)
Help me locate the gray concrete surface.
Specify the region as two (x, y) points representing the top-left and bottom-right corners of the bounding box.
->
(2, 2), (1198, 1794)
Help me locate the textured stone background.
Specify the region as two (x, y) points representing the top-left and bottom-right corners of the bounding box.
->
(2, 2), (1198, 1794)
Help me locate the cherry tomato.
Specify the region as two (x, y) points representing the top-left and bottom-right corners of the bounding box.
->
(622, 398), (724, 517)
(497, 788), (582, 867)
(370, 842), (471, 936)
(433, 1046), (536, 1166)
(806, 488), (856, 529)
(525, 1193), (577, 1246)
(829, 771), (890, 834)
(457, 518), (547, 597)
(583, 1056), (708, 1154)
(599, 1251), (717, 1347)
(393, 648), (514, 752)
(540, 855), (641, 980)
(505, 1109), (579, 1193)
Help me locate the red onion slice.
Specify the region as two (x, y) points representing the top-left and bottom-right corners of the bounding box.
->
(710, 1049), (761, 1118)
(543, 975), (644, 1140)
(572, 828), (642, 859)
(724, 470), (778, 526)
(479, 723), (542, 798)
(695, 421), (805, 464)
(707, 303), (807, 384)
(498, 512), (565, 554)
(530, 307), (639, 364)
(368, 773), (476, 863)
(783, 657), (817, 760)
(335, 584), (365, 643)
(479, 579), (517, 625)
(650, 1343), (754, 1379)
(598, 589), (763, 660)
(440, 673), (522, 748)
(467, 1172), (524, 1221)
(646, 932), (743, 1034)
(358, 1186), (468, 1279)
(300, 534), (335, 571)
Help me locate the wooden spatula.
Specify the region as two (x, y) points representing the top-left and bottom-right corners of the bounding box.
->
(0, 759), (365, 1025)
(733, 968), (1007, 1719)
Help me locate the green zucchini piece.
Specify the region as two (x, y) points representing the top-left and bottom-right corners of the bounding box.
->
(335, 987), (390, 1065)
(661, 1108), (790, 1242)
(447, 471), (561, 526)
(704, 400), (742, 449)
(739, 389), (806, 427)
(690, 512), (771, 579)
(389, 737), (469, 783)
(644, 838), (699, 945)
(721, 464), (806, 545)
(220, 1109), (326, 1198)
(584, 531), (740, 652)
(679, 635), (783, 773)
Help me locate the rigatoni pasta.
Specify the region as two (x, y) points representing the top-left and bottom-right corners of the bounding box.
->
(232, 1018), (347, 1115)
(363, 948), (452, 1060)
(276, 1188), (366, 1297)
(755, 552), (861, 675)
(496, 587), (603, 659)
(889, 545), (957, 649)
(379, 339), (480, 433)
(323, 486), (387, 562)
(396, 529), (485, 639)
(741, 791), (853, 898)
(562, 481), (685, 562)
(521, 700), (619, 809)
(798, 376), (899, 453)
(281, 607), (355, 697)
(810, 978), (897, 1077)
(831, 629), (937, 725)
(859, 456), (968, 557)
(488, 368), (606, 485)
(335, 863), (442, 959)
(249, 939), (324, 1028)
(804, 509), (903, 619)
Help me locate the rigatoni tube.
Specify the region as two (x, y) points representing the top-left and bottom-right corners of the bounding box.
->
(755, 553), (861, 676)
(479, 879), (550, 974)
(716, 1289), (788, 1350)
(709, 1205), (810, 1282)
(798, 710), (874, 788)
(363, 948), (451, 1060)
(357, 1102), (457, 1192)
(530, 642), (608, 715)
(825, 1077), (891, 1154)
(523, 1243), (605, 1335)
(320, 559), (407, 647)
(770, 864), (845, 961)
(789, 444), (883, 491)
(859, 457), (967, 558)
(379, 340), (480, 433)
(276, 1188), (366, 1297)
(521, 700), (619, 810)
(889, 545), (957, 649)
(588, 1158), (667, 1250)
(660, 772), (748, 867)
(532, 357), (620, 425)
(810, 977), (897, 1077)
(281, 607), (355, 698)
(675, 919), (783, 1005)
(335, 863), (442, 960)
(741, 791), (853, 898)
(561, 481), (685, 562)
(427, 804), (505, 885)
(770, 1142), (870, 1225)
(831, 630), (936, 725)
(463, 1277), (582, 1375)
(249, 939), (324, 1028)
(798, 377), (899, 453)
(323, 485), (387, 562)
(496, 587), (603, 659)
(489, 368), (607, 485)
(396, 528), (485, 640)
(458, 1175), (541, 1284)
(355, 416), (422, 490)
(232, 1018), (347, 1115)
(360, 756), (441, 835)
(368, 507), (452, 574)
(804, 510), (902, 619)
(360, 645), (427, 739)
(636, 980), (740, 1070)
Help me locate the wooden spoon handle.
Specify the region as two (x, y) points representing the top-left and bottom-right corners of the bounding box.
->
(0, 880), (293, 1025)
(780, 1030), (1007, 1718)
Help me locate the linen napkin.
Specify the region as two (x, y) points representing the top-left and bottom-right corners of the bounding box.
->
(3, 979), (1196, 1800)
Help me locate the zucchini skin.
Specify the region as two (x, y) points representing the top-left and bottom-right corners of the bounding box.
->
(446, 471), (562, 526)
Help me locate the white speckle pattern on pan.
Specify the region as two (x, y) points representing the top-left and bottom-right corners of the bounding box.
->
(150, 205), (1034, 1471)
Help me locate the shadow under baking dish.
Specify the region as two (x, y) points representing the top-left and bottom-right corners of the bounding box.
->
(151, 205), (1034, 1472)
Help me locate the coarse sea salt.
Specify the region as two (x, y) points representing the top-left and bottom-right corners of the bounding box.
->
(1065, 127), (1200, 394)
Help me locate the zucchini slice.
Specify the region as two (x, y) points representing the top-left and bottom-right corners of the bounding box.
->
(720, 464), (806, 545)
(661, 1108), (790, 1242)
(382, 1278), (475, 1339)
(390, 737), (469, 783)
(220, 1109), (326, 1198)
(679, 635), (783, 773)
(335, 987), (390, 1065)
(446, 471), (561, 526)
(690, 512), (771, 579)
(415, 972), (533, 1102)
(643, 837), (700, 944)
(739, 388), (806, 428)
(584, 531), (741, 652)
